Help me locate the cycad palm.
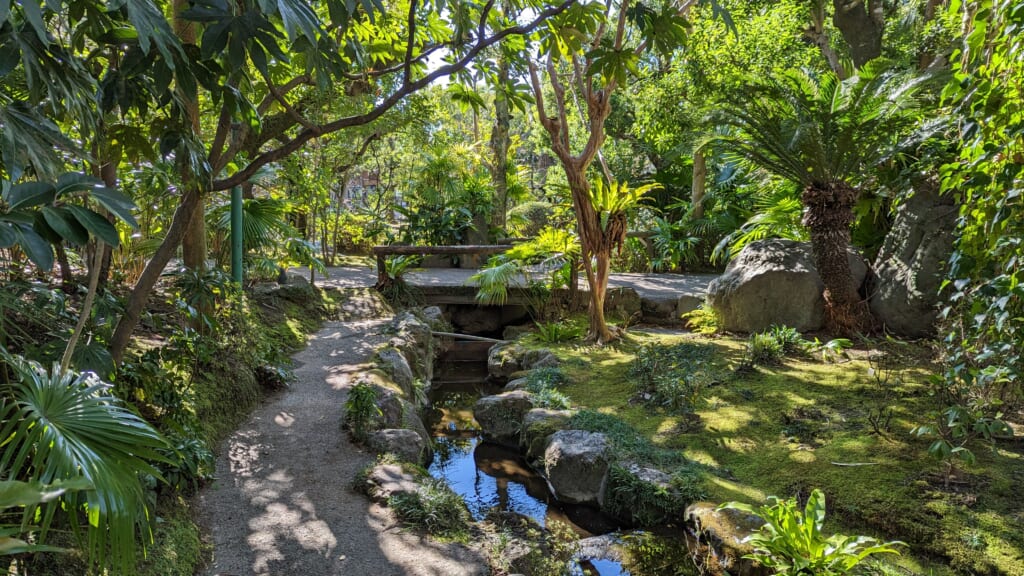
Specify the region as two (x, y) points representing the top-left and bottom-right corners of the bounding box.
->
(710, 65), (923, 334)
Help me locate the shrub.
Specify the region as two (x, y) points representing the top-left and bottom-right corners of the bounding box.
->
(534, 321), (582, 343)
(721, 489), (903, 576)
(387, 479), (470, 540)
(524, 367), (572, 410)
(681, 303), (721, 335)
(604, 464), (687, 526)
(746, 332), (785, 366)
(629, 342), (719, 413)
(344, 382), (381, 442)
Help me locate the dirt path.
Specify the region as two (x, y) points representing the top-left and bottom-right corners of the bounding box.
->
(197, 309), (488, 575)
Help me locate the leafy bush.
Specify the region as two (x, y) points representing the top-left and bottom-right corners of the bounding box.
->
(534, 321), (582, 343)
(0, 351), (170, 573)
(722, 489), (902, 576)
(387, 479), (470, 539)
(681, 303), (721, 335)
(524, 367), (571, 410)
(629, 342), (719, 413)
(769, 325), (804, 354)
(746, 332), (785, 366)
(344, 382), (381, 442)
(604, 464), (687, 526)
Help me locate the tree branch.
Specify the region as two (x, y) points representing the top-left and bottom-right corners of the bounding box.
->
(404, 0), (418, 85)
(257, 75), (312, 115)
(211, 0), (578, 191)
(258, 66), (318, 132)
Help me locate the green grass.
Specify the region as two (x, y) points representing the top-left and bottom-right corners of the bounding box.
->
(536, 330), (1024, 576)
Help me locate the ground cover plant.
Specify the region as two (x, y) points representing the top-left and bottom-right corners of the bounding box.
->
(539, 329), (1024, 575)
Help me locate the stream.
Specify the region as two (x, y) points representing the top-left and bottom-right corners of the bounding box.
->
(425, 350), (631, 575)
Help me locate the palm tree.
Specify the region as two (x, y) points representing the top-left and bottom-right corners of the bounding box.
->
(708, 65), (923, 334)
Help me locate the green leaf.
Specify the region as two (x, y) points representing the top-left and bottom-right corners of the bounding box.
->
(0, 479), (93, 509)
(88, 187), (139, 228)
(65, 205), (120, 247)
(55, 173), (105, 197)
(41, 207), (90, 245)
(15, 224), (54, 269)
(5, 182), (56, 210)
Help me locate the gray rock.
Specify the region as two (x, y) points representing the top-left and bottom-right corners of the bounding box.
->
(367, 429), (432, 465)
(543, 430), (611, 506)
(502, 323), (534, 341)
(488, 343), (560, 380)
(420, 306), (446, 329)
(869, 181), (957, 337)
(520, 408), (575, 459)
(521, 349), (559, 370)
(284, 272), (310, 286)
(707, 239), (867, 333)
(575, 534), (625, 564)
(686, 502), (770, 576)
(488, 342), (524, 379)
(606, 287), (642, 321)
(504, 377), (530, 391)
(377, 347), (414, 395)
(640, 297), (680, 325)
(473, 391), (535, 445)
(677, 294), (702, 316)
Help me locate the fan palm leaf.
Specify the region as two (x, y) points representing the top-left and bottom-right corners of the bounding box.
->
(0, 351), (170, 573)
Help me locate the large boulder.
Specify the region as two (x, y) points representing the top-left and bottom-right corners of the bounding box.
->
(367, 428), (432, 465)
(685, 502), (771, 576)
(707, 239), (867, 333)
(870, 181), (957, 337)
(543, 430), (611, 506)
(376, 347), (415, 396)
(473, 391), (536, 445)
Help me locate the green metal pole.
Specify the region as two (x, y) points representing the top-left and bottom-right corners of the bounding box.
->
(231, 185), (243, 284)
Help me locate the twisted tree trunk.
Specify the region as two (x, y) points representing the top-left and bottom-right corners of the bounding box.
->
(802, 181), (872, 334)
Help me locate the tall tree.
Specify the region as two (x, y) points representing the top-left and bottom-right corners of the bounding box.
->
(526, 0), (691, 342)
(709, 66), (924, 334)
(107, 0), (580, 363)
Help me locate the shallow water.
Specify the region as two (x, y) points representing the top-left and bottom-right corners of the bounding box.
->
(425, 370), (694, 576)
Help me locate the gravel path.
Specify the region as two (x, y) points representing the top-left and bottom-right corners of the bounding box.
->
(197, 307), (488, 575)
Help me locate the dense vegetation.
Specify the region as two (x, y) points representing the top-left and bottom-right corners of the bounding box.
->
(0, 0), (1020, 574)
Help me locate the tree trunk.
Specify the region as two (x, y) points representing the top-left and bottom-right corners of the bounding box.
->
(802, 181), (872, 334)
(832, 0), (884, 68)
(691, 149), (706, 220)
(565, 166), (614, 343)
(55, 244), (74, 293)
(489, 58), (511, 233)
(109, 187), (202, 365)
(96, 160), (118, 291)
(805, 1), (848, 78)
(174, 0), (206, 273)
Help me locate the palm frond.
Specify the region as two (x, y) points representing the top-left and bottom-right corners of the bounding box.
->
(0, 351), (170, 573)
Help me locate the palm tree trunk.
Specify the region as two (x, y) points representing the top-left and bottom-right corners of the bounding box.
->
(802, 181), (872, 334)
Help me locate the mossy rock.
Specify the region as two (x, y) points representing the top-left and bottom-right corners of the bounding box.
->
(473, 391), (536, 445)
(520, 408), (575, 460)
(685, 502), (769, 576)
(603, 463), (683, 526)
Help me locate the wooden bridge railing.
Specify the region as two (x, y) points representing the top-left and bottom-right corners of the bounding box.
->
(371, 245), (513, 287)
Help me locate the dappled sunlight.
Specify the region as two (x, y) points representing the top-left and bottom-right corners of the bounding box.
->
(246, 487), (339, 574)
(788, 449), (816, 463)
(228, 430), (268, 478)
(700, 405), (754, 433)
(682, 449), (720, 468)
(706, 476), (766, 504)
(274, 411), (296, 427)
